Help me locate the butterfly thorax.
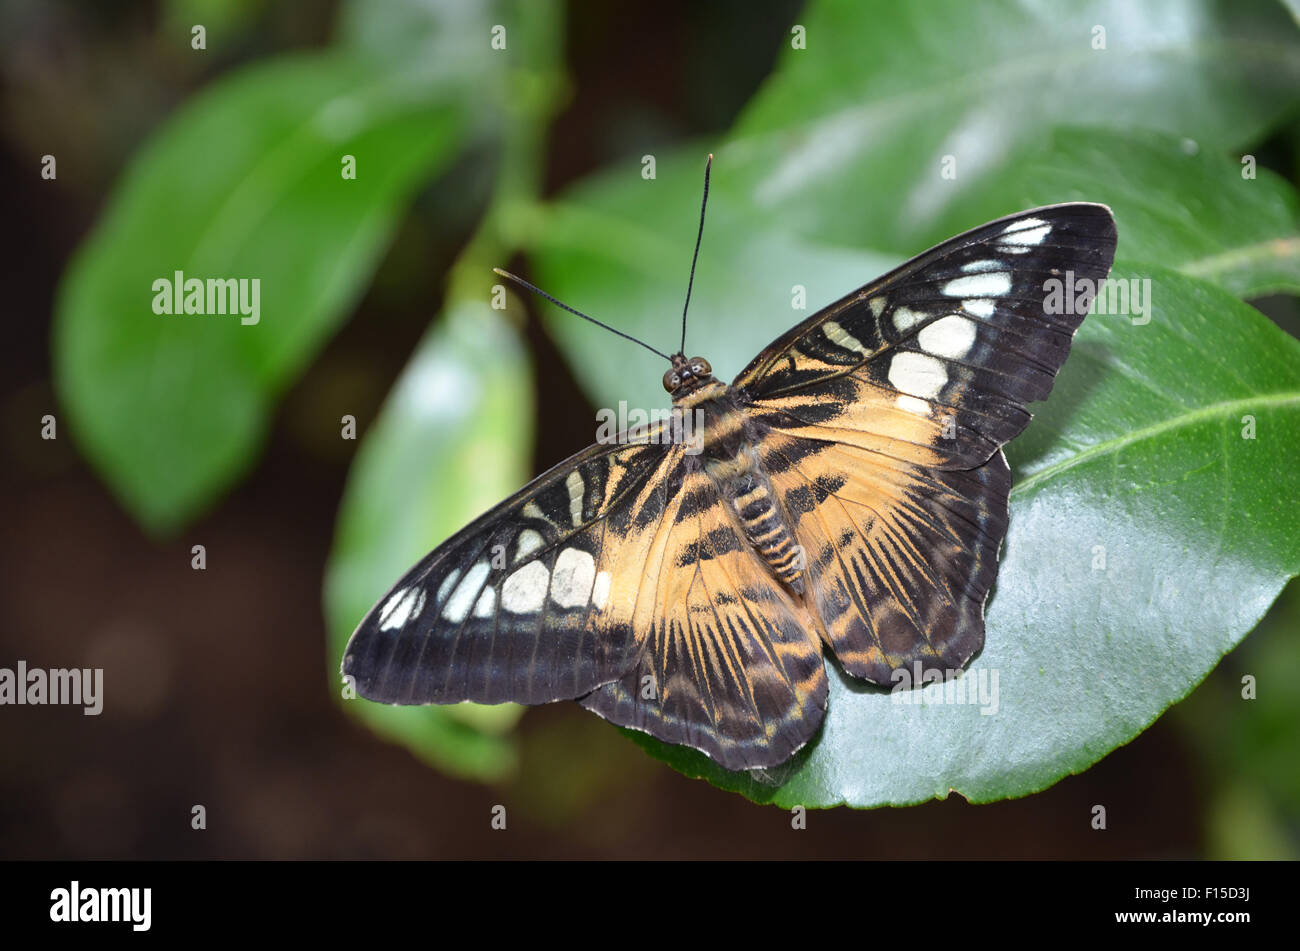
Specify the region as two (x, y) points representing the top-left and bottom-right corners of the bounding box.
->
(680, 381), (806, 596)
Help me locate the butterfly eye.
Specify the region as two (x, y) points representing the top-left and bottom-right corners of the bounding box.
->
(663, 370), (681, 392)
(690, 357), (711, 375)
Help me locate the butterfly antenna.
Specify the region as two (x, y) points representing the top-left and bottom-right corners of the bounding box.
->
(680, 153), (712, 355)
(492, 268), (673, 362)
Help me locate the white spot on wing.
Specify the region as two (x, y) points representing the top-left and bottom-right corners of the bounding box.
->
(501, 561), (550, 613)
(961, 259), (1003, 273)
(918, 315), (977, 359)
(888, 352), (947, 399)
(963, 298), (996, 318)
(379, 588), (406, 624)
(824, 319), (870, 356)
(999, 224), (1050, 247)
(435, 570), (461, 604)
(473, 587), (496, 618)
(592, 571), (611, 610)
(550, 548), (596, 609)
(942, 272), (1011, 297)
(565, 471), (585, 527)
(1001, 216), (1047, 234)
(868, 295), (886, 317)
(893, 306), (925, 333)
(442, 561), (489, 623)
(515, 529), (543, 561)
(380, 586), (426, 631)
(896, 395), (931, 415)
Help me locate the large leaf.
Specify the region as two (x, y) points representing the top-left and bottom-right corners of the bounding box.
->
(533, 153), (1300, 805)
(53, 51), (483, 533)
(324, 299), (532, 780)
(627, 267), (1300, 806)
(926, 127), (1300, 299)
(728, 0), (1300, 246)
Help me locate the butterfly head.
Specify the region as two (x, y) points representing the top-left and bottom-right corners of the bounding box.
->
(663, 354), (714, 396)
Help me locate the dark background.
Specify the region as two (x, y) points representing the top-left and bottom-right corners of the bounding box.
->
(2, 0), (1295, 859)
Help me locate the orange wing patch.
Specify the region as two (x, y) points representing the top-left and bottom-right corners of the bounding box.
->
(758, 427), (1009, 685)
(580, 463), (828, 771)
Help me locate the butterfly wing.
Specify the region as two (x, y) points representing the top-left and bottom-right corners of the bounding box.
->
(579, 462), (828, 771)
(735, 203), (1117, 683)
(342, 423), (828, 770)
(342, 426), (680, 706)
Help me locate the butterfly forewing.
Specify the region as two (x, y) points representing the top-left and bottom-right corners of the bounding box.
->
(737, 203), (1117, 468)
(735, 203), (1117, 684)
(343, 425), (681, 706)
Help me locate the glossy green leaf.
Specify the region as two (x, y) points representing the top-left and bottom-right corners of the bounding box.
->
(529, 135), (1300, 804)
(728, 0), (1300, 248)
(628, 268), (1300, 806)
(925, 127), (1300, 299)
(324, 299), (532, 780)
(54, 52), (479, 533)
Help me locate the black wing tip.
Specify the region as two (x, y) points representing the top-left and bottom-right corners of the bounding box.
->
(1009, 202), (1117, 242)
(1001, 200), (1117, 237)
(339, 626), (404, 704)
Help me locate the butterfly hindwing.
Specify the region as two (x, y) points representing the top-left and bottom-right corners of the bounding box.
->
(735, 203), (1116, 683)
(761, 430), (1010, 683)
(579, 463), (828, 771)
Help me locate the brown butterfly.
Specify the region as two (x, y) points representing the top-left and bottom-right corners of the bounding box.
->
(341, 157), (1117, 771)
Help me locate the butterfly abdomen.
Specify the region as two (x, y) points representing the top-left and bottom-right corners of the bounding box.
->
(698, 396), (805, 595)
(732, 479), (805, 593)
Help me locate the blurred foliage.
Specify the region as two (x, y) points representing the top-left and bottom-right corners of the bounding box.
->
(1176, 576), (1300, 859)
(53, 3), (511, 534)
(46, 0), (1300, 809)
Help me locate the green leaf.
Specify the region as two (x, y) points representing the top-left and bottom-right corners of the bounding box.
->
(53, 52), (477, 534)
(533, 160), (1300, 806)
(521, 0), (1300, 804)
(925, 127), (1300, 299)
(630, 268), (1300, 806)
(728, 0), (1300, 247)
(324, 299), (532, 780)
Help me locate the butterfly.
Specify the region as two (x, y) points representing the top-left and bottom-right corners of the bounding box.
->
(341, 156), (1117, 772)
